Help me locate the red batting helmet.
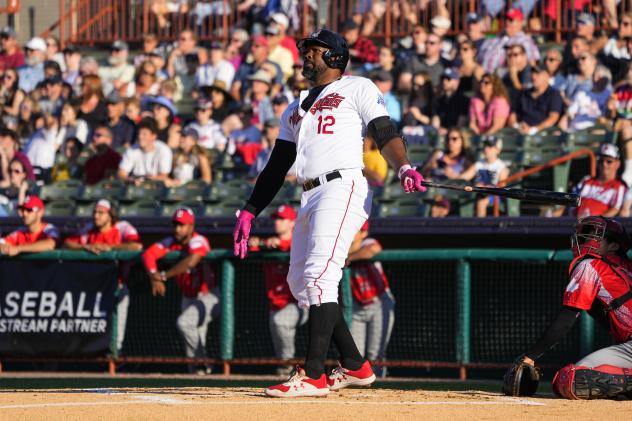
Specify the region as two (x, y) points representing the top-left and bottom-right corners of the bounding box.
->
(571, 216), (631, 257)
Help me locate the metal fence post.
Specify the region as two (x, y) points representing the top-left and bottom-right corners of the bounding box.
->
(455, 259), (471, 380)
(221, 259), (235, 362)
(579, 311), (595, 358)
(341, 268), (352, 327)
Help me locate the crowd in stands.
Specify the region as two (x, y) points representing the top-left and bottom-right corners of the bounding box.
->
(0, 2), (631, 218)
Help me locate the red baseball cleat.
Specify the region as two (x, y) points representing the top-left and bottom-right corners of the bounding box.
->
(265, 365), (330, 398)
(327, 360), (376, 391)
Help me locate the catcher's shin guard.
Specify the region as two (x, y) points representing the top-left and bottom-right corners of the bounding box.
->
(553, 363), (632, 400)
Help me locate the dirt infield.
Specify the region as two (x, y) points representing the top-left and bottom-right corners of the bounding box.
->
(1, 385), (632, 421)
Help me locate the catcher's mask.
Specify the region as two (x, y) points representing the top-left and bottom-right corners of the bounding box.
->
(571, 216), (630, 257)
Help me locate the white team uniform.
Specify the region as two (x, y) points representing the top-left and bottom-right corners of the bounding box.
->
(278, 76), (389, 308)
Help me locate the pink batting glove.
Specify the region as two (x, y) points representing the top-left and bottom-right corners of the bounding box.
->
(399, 165), (427, 193)
(233, 209), (255, 259)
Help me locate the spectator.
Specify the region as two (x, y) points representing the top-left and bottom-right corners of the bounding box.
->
(430, 195), (451, 218)
(62, 44), (81, 88)
(457, 38), (484, 94)
(399, 32), (445, 91)
(371, 70), (401, 125)
(205, 80), (236, 124)
(248, 118), (285, 181)
(501, 44), (532, 105)
(430, 14), (456, 63)
(600, 32), (632, 85)
(196, 41), (236, 89)
(57, 101), (89, 147)
(64, 199), (142, 355)
(602, 12), (632, 62)
(432, 68), (469, 133)
(346, 220), (395, 378)
(247, 204), (304, 376)
(16, 96), (44, 145)
(469, 74), (511, 136)
(133, 33), (162, 67)
(553, 143), (626, 218)
(77, 74), (107, 132)
(0, 27), (24, 71)
(563, 52), (598, 105)
(246, 69), (275, 129)
(0, 158), (35, 214)
(509, 64), (563, 135)
(106, 91), (136, 149)
(38, 75), (66, 117)
(18, 37), (47, 93)
(0, 128), (34, 181)
(459, 136), (509, 217)
(264, 25), (294, 81)
(269, 13), (299, 64)
(151, 0), (189, 29)
(167, 127), (212, 186)
(562, 65), (612, 132)
(125, 97), (142, 124)
(148, 95), (176, 142)
(374, 45), (398, 83)
(271, 94), (289, 120)
(45, 37), (65, 72)
(225, 29), (249, 70)
(118, 117), (173, 185)
(83, 126), (122, 185)
(479, 8), (540, 73)
(173, 52), (199, 104)
(227, 104), (262, 166)
(232, 35), (283, 102)
(608, 62), (632, 131)
(142, 207), (220, 375)
(362, 137), (388, 187)
(128, 61), (161, 99)
(0, 195), (58, 255)
(543, 48), (566, 91)
(563, 36), (590, 76)
(466, 12), (486, 53)
(187, 99), (227, 151)
(51, 137), (83, 182)
(341, 19), (378, 71)
(24, 113), (58, 183)
(401, 71), (434, 133)
(422, 127), (474, 181)
(0, 68), (25, 120)
(167, 29), (198, 80)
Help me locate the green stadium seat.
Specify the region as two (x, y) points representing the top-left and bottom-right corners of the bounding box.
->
(123, 181), (165, 202)
(79, 179), (126, 202)
(492, 127), (523, 149)
(407, 144), (434, 167)
(75, 202), (95, 217)
(160, 200), (204, 217)
(567, 125), (611, 150)
(204, 200), (242, 217)
(208, 181), (253, 202)
(119, 200), (160, 217)
(39, 180), (82, 201)
(163, 181), (209, 202)
(378, 198), (425, 217)
(522, 127), (565, 151)
(45, 200), (76, 217)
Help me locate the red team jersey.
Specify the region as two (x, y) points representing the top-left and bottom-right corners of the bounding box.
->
(0, 223), (59, 246)
(250, 237), (294, 311)
(142, 233), (216, 297)
(349, 238), (390, 305)
(575, 177), (627, 217)
(65, 221), (140, 246)
(565, 254), (632, 343)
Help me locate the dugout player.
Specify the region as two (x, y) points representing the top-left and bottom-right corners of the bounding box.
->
(64, 199), (143, 355)
(346, 221), (395, 378)
(248, 204), (307, 376)
(142, 207), (220, 374)
(513, 216), (632, 399)
(233, 28), (426, 397)
(0, 195), (58, 255)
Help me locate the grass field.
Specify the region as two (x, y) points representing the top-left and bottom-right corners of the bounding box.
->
(1, 374), (632, 420)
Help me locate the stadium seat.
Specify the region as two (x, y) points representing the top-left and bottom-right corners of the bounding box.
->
(204, 200), (242, 217)
(163, 181), (209, 202)
(208, 180), (253, 202)
(122, 181), (166, 202)
(78, 179), (126, 202)
(407, 144), (434, 167)
(45, 200), (76, 217)
(377, 198), (425, 217)
(160, 200), (204, 217)
(567, 125), (612, 150)
(119, 200), (160, 217)
(39, 180), (82, 201)
(75, 202), (96, 217)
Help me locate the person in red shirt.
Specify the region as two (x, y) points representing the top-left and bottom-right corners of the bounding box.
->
(64, 199), (143, 355)
(249, 204), (305, 376)
(83, 126), (122, 185)
(0, 27), (25, 71)
(142, 207), (219, 374)
(506, 216), (632, 400)
(345, 220), (394, 378)
(0, 195), (58, 255)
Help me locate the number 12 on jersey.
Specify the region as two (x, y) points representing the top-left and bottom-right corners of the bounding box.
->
(317, 115), (336, 134)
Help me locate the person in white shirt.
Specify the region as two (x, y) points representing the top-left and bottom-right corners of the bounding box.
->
(24, 113), (58, 183)
(118, 117), (173, 185)
(195, 41), (235, 89)
(186, 99), (227, 151)
(98, 40), (135, 96)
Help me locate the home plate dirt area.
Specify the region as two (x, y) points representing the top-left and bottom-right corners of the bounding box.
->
(1, 384), (632, 421)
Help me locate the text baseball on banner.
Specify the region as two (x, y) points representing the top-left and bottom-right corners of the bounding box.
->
(0, 260), (117, 355)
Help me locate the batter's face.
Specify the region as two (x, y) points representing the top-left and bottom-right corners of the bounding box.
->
(93, 207), (112, 229)
(300, 44), (329, 81)
(173, 222), (194, 244)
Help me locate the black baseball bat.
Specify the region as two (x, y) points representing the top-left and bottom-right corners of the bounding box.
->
(421, 181), (581, 207)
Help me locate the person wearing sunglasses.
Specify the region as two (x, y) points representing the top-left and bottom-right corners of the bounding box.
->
(563, 52), (597, 106)
(0, 195), (58, 256)
(603, 12), (632, 62)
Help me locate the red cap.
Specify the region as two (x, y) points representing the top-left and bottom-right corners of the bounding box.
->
(360, 220), (369, 232)
(506, 8), (524, 21)
(251, 35), (269, 47)
(19, 195), (44, 211)
(271, 205), (296, 221)
(172, 207), (195, 225)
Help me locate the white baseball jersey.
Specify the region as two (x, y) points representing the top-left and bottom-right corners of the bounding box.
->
(278, 76), (390, 183)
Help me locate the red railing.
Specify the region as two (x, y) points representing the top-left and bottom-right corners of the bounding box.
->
(0, 0), (19, 14)
(51, 0), (632, 46)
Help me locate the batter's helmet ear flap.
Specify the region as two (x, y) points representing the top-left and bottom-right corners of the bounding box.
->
(322, 48), (349, 71)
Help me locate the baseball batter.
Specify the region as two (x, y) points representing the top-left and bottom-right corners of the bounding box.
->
(64, 199), (143, 355)
(509, 216), (632, 399)
(233, 28), (425, 397)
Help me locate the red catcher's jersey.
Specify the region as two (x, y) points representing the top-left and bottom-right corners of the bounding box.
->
(65, 221), (140, 245)
(142, 233), (216, 297)
(1, 222), (59, 246)
(576, 177), (627, 217)
(349, 238), (390, 305)
(565, 254), (632, 343)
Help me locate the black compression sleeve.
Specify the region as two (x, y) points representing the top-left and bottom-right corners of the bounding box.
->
(243, 139), (297, 216)
(367, 116), (399, 150)
(524, 306), (581, 361)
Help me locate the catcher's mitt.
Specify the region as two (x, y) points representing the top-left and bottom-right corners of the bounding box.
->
(502, 355), (541, 396)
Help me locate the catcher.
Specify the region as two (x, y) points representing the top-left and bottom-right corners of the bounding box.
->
(503, 216), (632, 400)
